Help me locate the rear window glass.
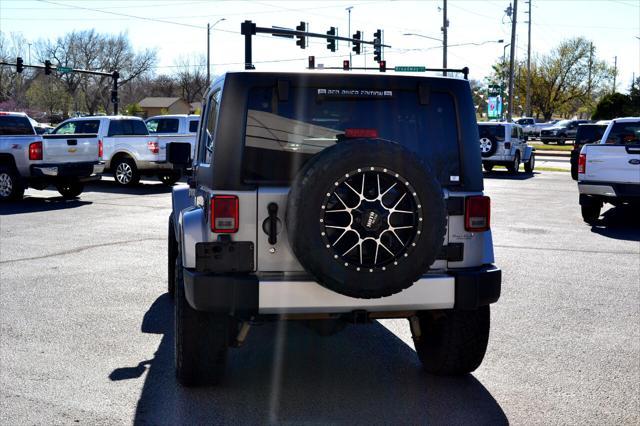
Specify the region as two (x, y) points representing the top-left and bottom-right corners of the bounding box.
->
(242, 87), (459, 184)
(606, 121), (640, 145)
(188, 120), (199, 133)
(53, 120), (100, 134)
(478, 125), (505, 141)
(108, 119), (149, 136)
(575, 125), (606, 146)
(0, 116), (34, 135)
(147, 118), (179, 134)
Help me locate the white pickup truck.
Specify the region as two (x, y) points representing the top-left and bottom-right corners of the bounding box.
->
(578, 117), (640, 223)
(0, 112), (104, 201)
(52, 115), (192, 186)
(145, 114), (199, 163)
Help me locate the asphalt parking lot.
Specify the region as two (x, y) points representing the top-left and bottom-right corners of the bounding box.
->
(1, 171), (638, 425)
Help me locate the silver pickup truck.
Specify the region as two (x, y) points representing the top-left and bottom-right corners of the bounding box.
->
(52, 115), (192, 186)
(0, 112), (104, 201)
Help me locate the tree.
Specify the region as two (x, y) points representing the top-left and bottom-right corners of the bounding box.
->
(487, 38), (615, 120)
(26, 76), (70, 118)
(173, 54), (207, 103)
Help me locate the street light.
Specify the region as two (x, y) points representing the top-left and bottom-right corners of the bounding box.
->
(403, 32), (442, 42)
(346, 6), (353, 64)
(207, 17), (226, 86)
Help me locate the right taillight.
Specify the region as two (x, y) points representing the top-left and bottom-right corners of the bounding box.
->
(578, 153), (586, 174)
(29, 141), (43, 160)
(147, 141), (159, 154)
(211, 195), (239, 233)
(465, 196), (491, 232)
(98, 139), (103, 159)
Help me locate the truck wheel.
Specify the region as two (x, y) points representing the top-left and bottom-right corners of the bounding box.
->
(174, 248), (228, 386)
(167, 216), (177, 299)
(56, 182), (84, 199)
(287, 139), (446, 299)
(580, 198), (602, 225)
(0, 166), (25, 201)
(483, 163), (494, 172)
(113, 158), (140, 186)
(412, 306), (490, 375)
(557, 136), (566, 145)
(506, 152), (520, 174)
(542, 140), (550, 145)
(524, 152), (535, 173)
(159, 171), (181, 186)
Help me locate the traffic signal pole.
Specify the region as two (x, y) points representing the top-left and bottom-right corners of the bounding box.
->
(0, 60), (120, 114)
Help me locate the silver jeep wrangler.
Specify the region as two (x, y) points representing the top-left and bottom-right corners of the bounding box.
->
(167, 71), (501, 386)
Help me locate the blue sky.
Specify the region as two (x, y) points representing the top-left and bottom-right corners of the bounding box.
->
(1, 0), (639, 91)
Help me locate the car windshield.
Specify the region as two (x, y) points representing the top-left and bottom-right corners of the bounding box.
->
(242, 86), (460, 185)
(555, 120), (572, 127)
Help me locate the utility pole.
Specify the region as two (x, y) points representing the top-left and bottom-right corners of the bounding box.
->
(507, 0), (518, 122)
(613, 55), (617, 93)
(525, 0), (532, 117)
(207, 18), (225, 87)
(587, 42), (594, 97)
(346, 6), (353, 65)
(442, 0), (449, 76)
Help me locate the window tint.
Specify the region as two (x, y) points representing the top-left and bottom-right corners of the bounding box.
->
(478, 125), (505, 141)
(188, 120), (199, 133)
(198, 91), (220, 164)
(53, 121), (77, 134)
(511, 125), (518, 139)
(77, 120), (99, 134)
(108, 119), (149, 136)
(243, 87), (460, 184)
(145, 118), (178, 133)
(606, 121), (640, 145)
(0, 116), (34, 135)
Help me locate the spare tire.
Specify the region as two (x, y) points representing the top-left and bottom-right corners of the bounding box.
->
(286, 139), (446, 299)
(479, 135), (498, 158)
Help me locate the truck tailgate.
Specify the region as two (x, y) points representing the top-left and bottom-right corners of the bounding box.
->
(156, 134), (196, 161)
(42, 134), (99, 163)
(582, 144), (640, 184)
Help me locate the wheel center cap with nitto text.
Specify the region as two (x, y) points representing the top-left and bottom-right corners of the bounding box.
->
(352, 201), (389, 236)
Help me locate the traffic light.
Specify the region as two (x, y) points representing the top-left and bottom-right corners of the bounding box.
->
(16, 57), (24, 73)
(352, 31), (361, 54)
(343, 60), (350, 71)
(308, 56), (315, 69)
(373, 29), (382, 62)
(111, 89), (118, 104)
(379, 60), (386, 72)
(44, 60), (52, 75)
(326, 27), (336, 52)
(296, 21), (306, 49)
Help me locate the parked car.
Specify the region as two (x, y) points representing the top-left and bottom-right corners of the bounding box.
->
(145, 114), (199, 160)
(577, 117), (640, 223)
(515, 117), (537, 136)
(570, 122), (608, 180)
(478, 122), (535, 174)
(166, 71), (501, 386)
(540, 119), (591, 144)
(0, 112), (103, 201)
(52, 115), (191, 186)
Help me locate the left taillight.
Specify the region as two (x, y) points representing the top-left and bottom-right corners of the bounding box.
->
(147, 141), (159, 154)
(98, 139), (103, 159)
(465, 196), (491, 232)
(211, 195), (239, 233)
(29, 141), (43, 161)
(578, 153), (586, 174)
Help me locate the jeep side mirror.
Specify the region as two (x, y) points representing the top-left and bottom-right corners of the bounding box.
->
(167, 142), (192, 166)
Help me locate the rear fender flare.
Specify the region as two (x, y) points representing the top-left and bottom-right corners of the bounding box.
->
(522, 146), (534, 162)
(180, 206), (206, 269)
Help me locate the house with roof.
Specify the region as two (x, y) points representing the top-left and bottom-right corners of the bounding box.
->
(138, 97), (191, 117)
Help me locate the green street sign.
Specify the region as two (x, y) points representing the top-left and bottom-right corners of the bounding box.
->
(394, 66), (426, 72)
(57, 66), (72, 74)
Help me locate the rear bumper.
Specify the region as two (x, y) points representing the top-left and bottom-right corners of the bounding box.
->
(182, 265), (501, 317)
(579, 181), (640, 201)
(30, 161), (104, 181)
(136, 160), (176, 172)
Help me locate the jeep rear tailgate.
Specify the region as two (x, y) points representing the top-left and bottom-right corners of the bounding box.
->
(41, 133), (100, 163)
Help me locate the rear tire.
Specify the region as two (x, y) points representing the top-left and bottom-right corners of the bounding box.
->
(483, 163), (494, 172)
(113, 157), (140, 186)
(580, 198), (602, 224)
(56, 181), (84, 199)
(0, 166), (25, 201)
(159, 171), (181, 186)
(506, 152), (520, 174)
(175, 247), (228, 386)
(524, 152), (535, 173)
(412, 306), (490, 375)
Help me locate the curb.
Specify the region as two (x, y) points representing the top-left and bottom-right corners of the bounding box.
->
(533, 150), (570, 158)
